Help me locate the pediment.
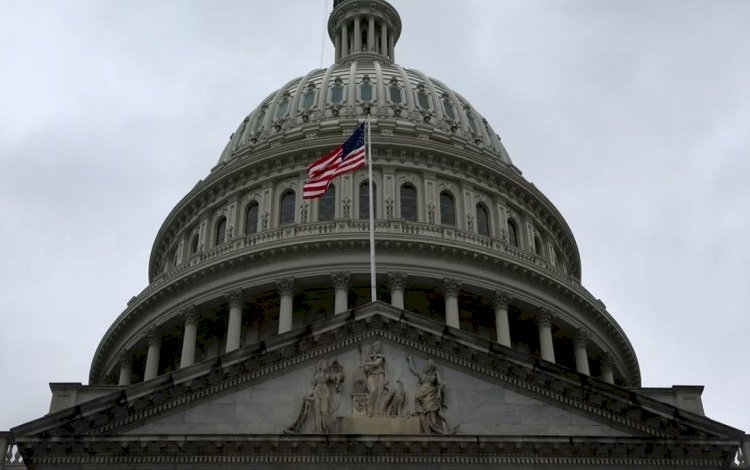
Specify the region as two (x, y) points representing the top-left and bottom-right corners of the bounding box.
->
(14, 302), (743, 443)
(124, 339), (629, 437)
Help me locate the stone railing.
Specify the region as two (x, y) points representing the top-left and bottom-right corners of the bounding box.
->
(154, 220), (573, 287)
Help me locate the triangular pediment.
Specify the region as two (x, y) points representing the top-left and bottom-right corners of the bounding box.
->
(13, 302), (743, 444)
(123, 338), (629, 437)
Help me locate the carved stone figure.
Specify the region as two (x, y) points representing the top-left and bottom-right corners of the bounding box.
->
(382, 379), (406, 417)
(406, 356), (452, 434)
(360, 341), (386, 416)
(285, 359), (344, 434)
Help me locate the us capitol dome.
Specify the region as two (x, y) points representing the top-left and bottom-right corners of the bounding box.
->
(5, 1), (747, 468)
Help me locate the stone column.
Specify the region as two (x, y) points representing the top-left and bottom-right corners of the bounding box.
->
(387, 272), (407, 309)
(600, 353), (615, 384)
(117, 351), (133, 386)
(353, 17), (361, 53)
(536, 309), (555, 363)
(574, 329), (590, 375)
(143, 327), (161, 381)
(381, 24), (388, 57)
(225, 289), (244, 353)
(332, 272), (351, 314)
(367, 17), (375, 51)
(493, 291), (511, 347)
(180, 306), (199, 368)
(443, 279), (460, 329)
(388, 33), (395, 61)
(341, 23), (348, 57)
(277, 278), (295, 334)
(335, 32), (341, 61)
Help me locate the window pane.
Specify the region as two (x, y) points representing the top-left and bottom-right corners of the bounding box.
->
(476, 205), (489, 236)
(190, 233), (199, 254)
(440, 192), (455, 226)
(359, 182), (377, 219)
(390, 86), (401, 103)
(443, 100), (455, 120)
(245, 203), (259, 235)
(400, 185), (417, 222)
(418, 93), (430, 109)
(302, 91), (316, 109)
(215, 217), (227, 245)
(361, 83), (372, 102)
(276, 100), (290, 119)
(508, 220), (518, 247)
(280, 191), (295, 225)
(319, 185), (335, 221)
(331, 86), (343, 104)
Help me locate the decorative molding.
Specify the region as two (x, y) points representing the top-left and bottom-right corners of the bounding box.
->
(387, 272), (407, 291)
(536, 309), (552, 328)
(181, 305), (199, 325)
(224, 289), (244, 308)
(276, 277), (295, 296)
(331, 271), (351, 291)
(146, 327), (161, 346)
(493, 290), (510, 310)
(442, 278), (461, 298)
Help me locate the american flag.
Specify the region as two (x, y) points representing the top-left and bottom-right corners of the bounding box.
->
(303, 123), (367, 199)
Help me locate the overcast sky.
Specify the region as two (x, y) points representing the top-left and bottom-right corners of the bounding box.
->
(1, 0), (748, 434)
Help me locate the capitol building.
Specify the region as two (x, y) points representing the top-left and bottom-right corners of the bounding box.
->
(3, 0), (747, 468)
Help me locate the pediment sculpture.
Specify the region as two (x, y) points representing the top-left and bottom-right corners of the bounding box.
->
(285, 343), (454, 435)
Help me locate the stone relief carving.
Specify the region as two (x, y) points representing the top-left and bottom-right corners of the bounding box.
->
(285, 348), (453, 435)
(385, 197), (394, 218)
(359, 341), (386, 416)
(342, 197), (351, 218)
(300, 202), (309, 224)
(285, 359), (344, 434)
(406, 355), (454, 434)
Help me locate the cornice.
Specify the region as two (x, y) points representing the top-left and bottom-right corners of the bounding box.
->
(14, 435), (740, 467)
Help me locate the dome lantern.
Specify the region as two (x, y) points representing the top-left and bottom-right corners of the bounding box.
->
(328, 0), (402, 63)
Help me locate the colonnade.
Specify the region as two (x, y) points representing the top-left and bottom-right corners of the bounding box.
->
(335, 15), (395, 62)
(116, 274), (615, 387)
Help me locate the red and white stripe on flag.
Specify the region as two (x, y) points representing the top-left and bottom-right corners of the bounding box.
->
(303, 123), (367, 199)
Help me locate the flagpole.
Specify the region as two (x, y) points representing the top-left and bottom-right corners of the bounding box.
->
(366, 114), (376, 302)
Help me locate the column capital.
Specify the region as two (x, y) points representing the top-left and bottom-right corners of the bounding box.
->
(146, 326), (161, 346)
(117, 350), (133, 368)
(276, 277), (295, 296)
(574, 328), (589, 348)
(493, 290), (510, 310)
(181, 305), (199, 325)
(387, 272), (408, 291)
(442, 278), (461, 298)
(331, 271), (351, 290)
(224, 288), (244, 309)
(535, 309), (552, 328)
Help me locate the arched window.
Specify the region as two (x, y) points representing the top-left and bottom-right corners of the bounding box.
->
(215, 216), (227, 246)
(359, 182), (377, 219)
(319, 185), (335, 221)
(440, 191), (455, 226)
(280, 190), (296, 225)
(190, 232), (199, 254)
(476, 204), (489, 236)
(400, 184), (417, 222)
(507, 219), (519, 247)
(245, 202), (259, 235)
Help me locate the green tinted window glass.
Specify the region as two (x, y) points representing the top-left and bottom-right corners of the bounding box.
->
(361, 83), (372, 102)
(389, 86), (401, 103)
(331, 86), (343, 104)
